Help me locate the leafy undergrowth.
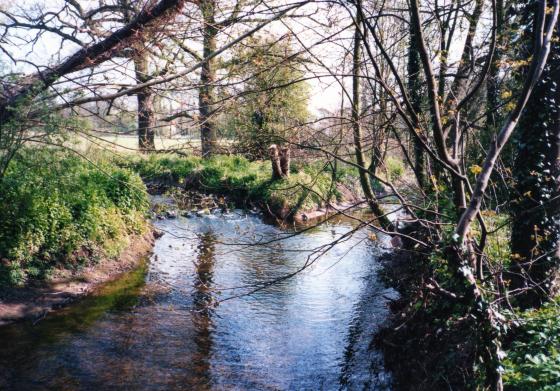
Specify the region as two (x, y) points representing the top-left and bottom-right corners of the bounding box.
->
(471, 213), (560, 390)
(119, 153), (360, 218)
(503, 301), (560, 390)
(0, 148), (149, 286)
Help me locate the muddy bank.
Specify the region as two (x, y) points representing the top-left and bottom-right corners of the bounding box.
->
(0, 230), (155, 326)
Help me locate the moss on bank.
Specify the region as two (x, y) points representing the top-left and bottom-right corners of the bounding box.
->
(0, 149), (149, 286)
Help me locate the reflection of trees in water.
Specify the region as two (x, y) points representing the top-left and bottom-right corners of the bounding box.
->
(192, 231), (217, 389)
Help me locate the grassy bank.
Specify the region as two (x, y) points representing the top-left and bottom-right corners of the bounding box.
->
(0, 148), (363, 287)
(0, 149), (149, 286)
(119, 153), (362, 219)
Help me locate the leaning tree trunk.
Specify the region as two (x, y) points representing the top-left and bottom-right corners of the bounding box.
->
(134, 53), (156, 152)
(351, 14), (391, 229)
(199, 0), (218, 158)
(0, 0), (185, 125)
(510, 14), (560, 308)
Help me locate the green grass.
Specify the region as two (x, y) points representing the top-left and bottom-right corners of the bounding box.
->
(0, 148), (149, 286)
(119, 153), (359, 217)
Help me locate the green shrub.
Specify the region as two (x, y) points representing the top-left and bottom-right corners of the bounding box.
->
(503, 301), (560, 390)
(0, 148), (149, 286)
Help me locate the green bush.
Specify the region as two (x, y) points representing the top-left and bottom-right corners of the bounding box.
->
(0, 149), (149, 286)
(503, 301), (560, 390)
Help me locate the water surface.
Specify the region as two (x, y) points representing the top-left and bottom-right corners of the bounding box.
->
(0, 208), (395, 390)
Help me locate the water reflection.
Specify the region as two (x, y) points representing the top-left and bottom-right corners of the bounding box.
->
(0, 210), (395, 390)
(192, 231), (217, 389)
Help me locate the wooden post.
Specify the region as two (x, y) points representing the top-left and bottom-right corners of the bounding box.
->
(280, 146), (291, 177)
(269, 144), (283, 179)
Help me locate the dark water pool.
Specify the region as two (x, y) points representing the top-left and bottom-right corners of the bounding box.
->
(0, 208), (395, 390)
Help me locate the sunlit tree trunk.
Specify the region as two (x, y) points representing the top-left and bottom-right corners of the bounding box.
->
(134, 52), (156, 152)
(199, 0), (218, 158)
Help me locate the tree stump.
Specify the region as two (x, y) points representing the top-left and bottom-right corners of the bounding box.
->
(280, 146), (291, 177)
(269, 145), (283, 179)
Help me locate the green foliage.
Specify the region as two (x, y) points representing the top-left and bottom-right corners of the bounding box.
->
(504, 302), (560, 390)
(225, 35), (310, 159)
(384, 156), (405, 182)
(0, 149), (149, 286)
(0, 92), (80, 178)
(121, 153), (202, 182)
(263, 162), (347, 214)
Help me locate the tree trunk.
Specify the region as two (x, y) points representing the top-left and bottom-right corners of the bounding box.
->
(199, 0), (218, 158)
(280, 146), (291, 176)
(408, 17), (426, 189)
(510, 15), (560, 307)
(351, 14), (391, 229)
(486, 0), (505, 130)
(134, 53), (156, 152)
(368, 84), (387, 179)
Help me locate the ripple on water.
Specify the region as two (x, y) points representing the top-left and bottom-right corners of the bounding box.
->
(0, 208), (395, 390)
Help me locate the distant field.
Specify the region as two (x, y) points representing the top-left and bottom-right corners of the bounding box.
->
(70, 133), (232, 154)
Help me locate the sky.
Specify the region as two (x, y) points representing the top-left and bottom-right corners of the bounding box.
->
(1, 0), (351, 115)
(2, 0), (479, 117)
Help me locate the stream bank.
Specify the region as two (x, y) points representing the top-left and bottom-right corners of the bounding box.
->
(0, 230), (155, 326)
(377, 244), (484, 390)
(122, 153), (368, 224)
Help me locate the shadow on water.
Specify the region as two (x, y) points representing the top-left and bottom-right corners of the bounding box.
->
(0, 260), (148, 390)
(0, 208), (396, 390)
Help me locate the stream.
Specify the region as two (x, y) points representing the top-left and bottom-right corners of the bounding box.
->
(0, 204), (396, 390)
